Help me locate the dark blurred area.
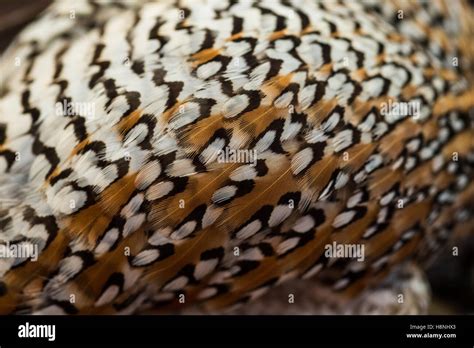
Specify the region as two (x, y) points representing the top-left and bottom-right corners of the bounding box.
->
(427, 236), (474, 314)
(0, 0), (51, 52)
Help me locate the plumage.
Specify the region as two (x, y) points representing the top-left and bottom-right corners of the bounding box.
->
(0, 0), (473, 314)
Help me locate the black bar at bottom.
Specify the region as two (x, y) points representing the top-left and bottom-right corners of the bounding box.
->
(0, 315), (472, 347)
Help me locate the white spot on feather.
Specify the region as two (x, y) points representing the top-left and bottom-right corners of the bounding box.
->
(293, 215), (315, 233)
(230, 165), (257, 181)
(58, 255), (83, 279)
(303, 263), (323, 279)
(197, 287), (218, 300)
(236, 220), (262, 239)
(223, 94), (249, 118)
(291, 147), (313, 175)
(146, 181), (173, 200)
(123, 213), (146, 237)
(171, 221), (197, 240)
(331, 129), (353, 152)
(274, 91), (293, 109)
(298, 84), (316, 110)
(132, 249), (160, 266)
(277, 237), (300, 255)
(163, 275), (188, 291)
(212, 185), (237, 204)
(95, 228), (119, 255)
(197, 61), (221, 79)
(202, 206), (223, 228)
(199, 137), (226, 164)
(332, 210), (356, 228)
(169, 102), (201, 130)
(268, 205), (292, 227)
(255, 130), (276, 153)
(95, 285), (120, 307)
(194, 259), (219, 280)
(166, 159), (196, 177)
(148, 228), (172, 246)
(135, 160), (161, 190)
(121, 194), (144, 218)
